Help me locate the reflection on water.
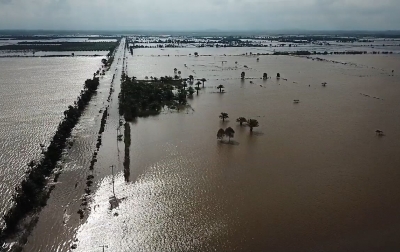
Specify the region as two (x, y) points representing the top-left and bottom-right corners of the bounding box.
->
(0, 57), (102, 223)
(70, 49), (400, 251)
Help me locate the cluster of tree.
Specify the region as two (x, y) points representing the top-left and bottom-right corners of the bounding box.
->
(0, 77), (100, 240)
(272, 50), (378, 56)
(217, 127), (235, 142)
(1, 42), (119, 52)
(217, 114), (260, 142)
(119, 74), (189, 120)
(218, 113), (260, 132)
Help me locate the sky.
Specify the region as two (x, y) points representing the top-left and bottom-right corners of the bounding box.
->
(0, 0), (399, 31)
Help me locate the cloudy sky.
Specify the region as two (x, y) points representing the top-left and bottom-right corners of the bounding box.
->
(0, 0), (399, 30)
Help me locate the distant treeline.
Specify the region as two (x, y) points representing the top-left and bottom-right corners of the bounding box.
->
(0, 42), (118, 51)
(0, 35), (121, 40)
(273, 50), (394, 55)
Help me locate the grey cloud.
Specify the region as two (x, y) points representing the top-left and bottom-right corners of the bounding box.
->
(0, 0), (399, 30)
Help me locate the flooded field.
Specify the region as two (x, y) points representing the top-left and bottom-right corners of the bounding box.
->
(0, 57), (102, 222)
(4, 44), (400, 251)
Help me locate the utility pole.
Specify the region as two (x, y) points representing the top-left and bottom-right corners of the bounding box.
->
(99, 245), (108, 252)
(110, 165), (115, 197)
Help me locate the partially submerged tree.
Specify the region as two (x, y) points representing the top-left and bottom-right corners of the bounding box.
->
(263, 73), (268, 79)
(196, 81), (202, 88)
(217, 128), (225, 141)
(188, 86), (195, 96)
(194, 52), (199, 57)
(225, 127), (235, 142)
(201, 78), (207, 87)
(277, 73), (281, 78)
(189, 75), (194, 83)
(247, 119), (259, 132)
(219, 112), (229, 122)
(241, 72), (246, 79)
(195, 86), (201, 95)
(236, 117), (247, 126)
(217, 84), (225, 93)
(174, 68), (177, 73)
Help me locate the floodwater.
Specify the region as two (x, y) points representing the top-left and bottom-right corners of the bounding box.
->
(75, 49), (399, 251)
(0, 57), (102, 226)
(11, 45), (400, 251)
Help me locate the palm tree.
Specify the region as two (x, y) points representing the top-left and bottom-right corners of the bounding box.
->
(247, 119), (259, 132)
(277, 73), (281, 78)
(225, 127), (235, 142)
(236, 117), (247, 126)
(217, 129), (225, 141)
(189, 75), (194, 83)
(263, 73), (268, 79)
(195, 86), (201, 95)
(241, 72), (245, 79)
(219, 112), (229, 122)
(217, 84), (225, 93)
(201, 78), (207, 87)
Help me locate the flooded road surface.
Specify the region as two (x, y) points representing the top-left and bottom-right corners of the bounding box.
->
(0, 57), (102, 224)
(22, 39), (127, 252)
(69, 49), (400, 251)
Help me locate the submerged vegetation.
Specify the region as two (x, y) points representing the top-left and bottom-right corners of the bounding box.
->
(119, 74), (192, 120)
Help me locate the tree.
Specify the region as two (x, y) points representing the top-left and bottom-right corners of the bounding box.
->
(277, 73), (281, 78)
(194, 52), (199, 57)
(189, 75), (194, 83)
(247, 119), (259, 132)
(201, 78), (207, 87)
(219, 112), (229, 122)
(236, 117), (247, 126)
(174, 68), (177, 73)
(241, 72), (245, 79)
(195, 86), (201, 95)
(217, 85), (225, 93)
(178, 71), (181, 75)
(217, 129), (225, 141)
(225, 127), (235, 142)
(196, 81), (202, 88)
(101, 58), (107, 66)
(188, 86), (195, 96)
(263, 73), (268, 79)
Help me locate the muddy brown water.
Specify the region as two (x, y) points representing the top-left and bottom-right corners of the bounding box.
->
(17, 46), (400, 251)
